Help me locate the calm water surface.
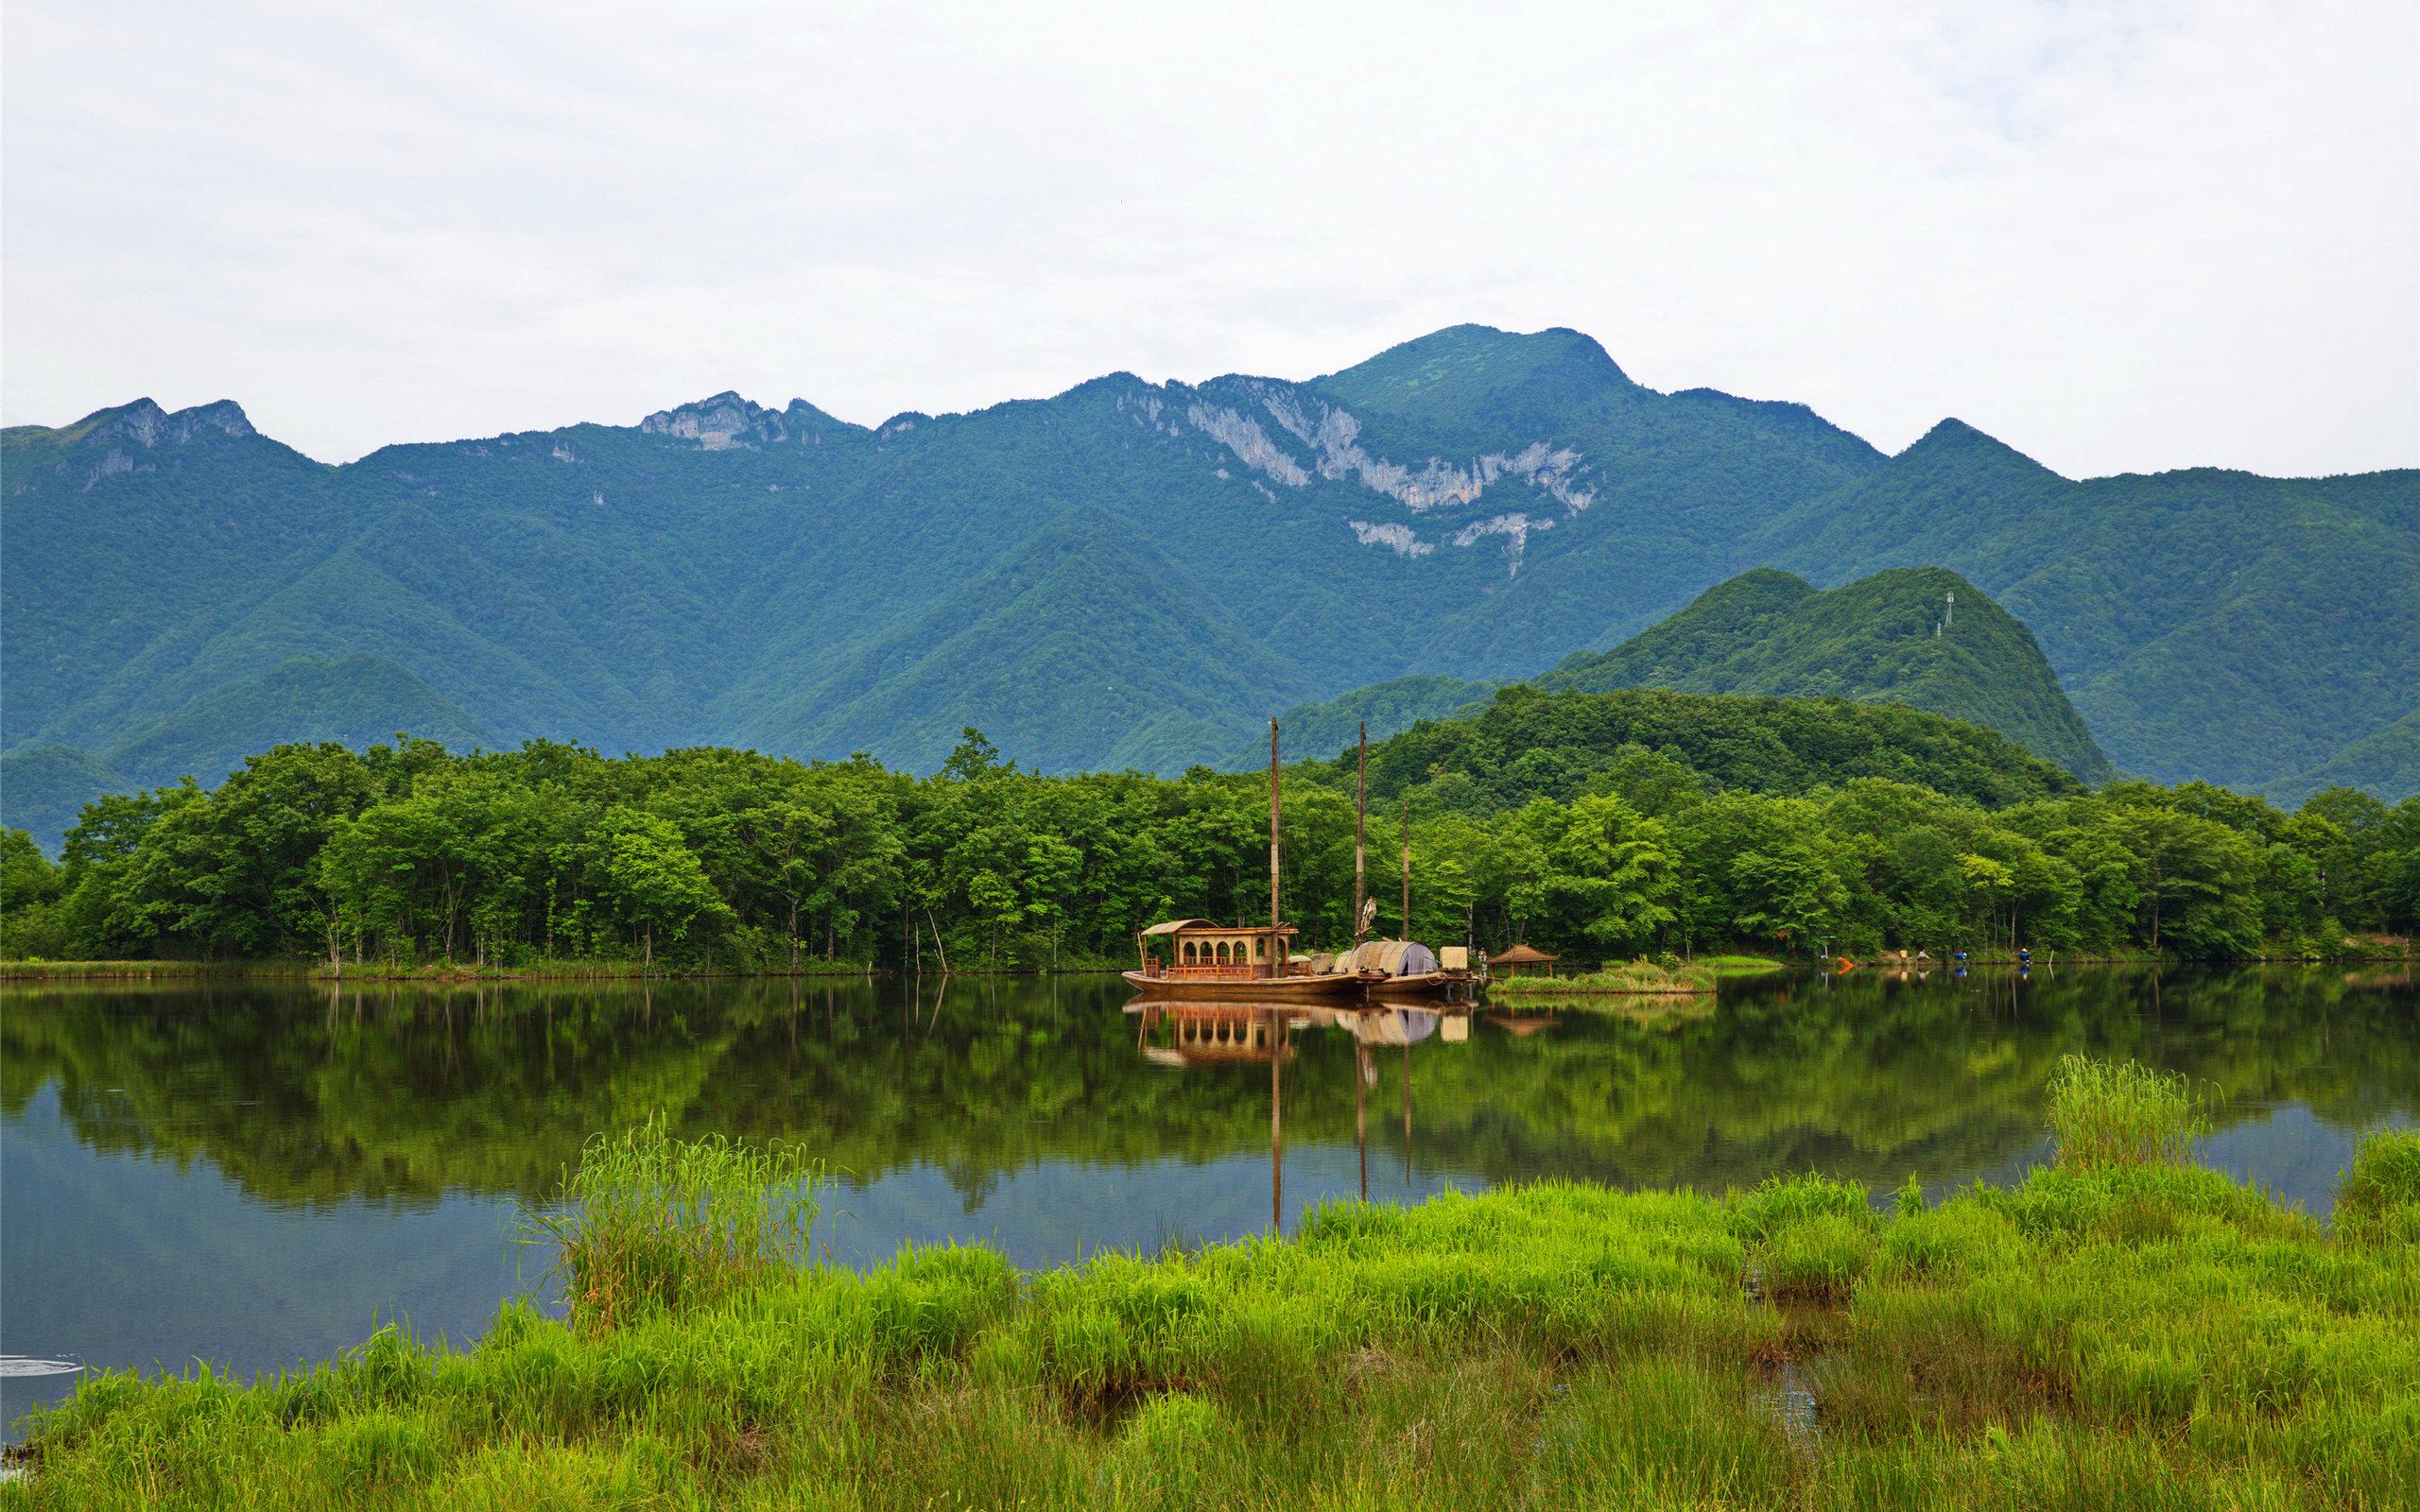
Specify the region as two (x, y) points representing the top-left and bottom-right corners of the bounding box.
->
(5, 964), (2413, 1435)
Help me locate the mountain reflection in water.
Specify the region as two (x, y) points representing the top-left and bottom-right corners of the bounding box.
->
(4, 965), (2413, 1435)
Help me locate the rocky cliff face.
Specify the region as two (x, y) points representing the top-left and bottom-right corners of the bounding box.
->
(9, 398), (260, 490)
(638, 393), (856, 448)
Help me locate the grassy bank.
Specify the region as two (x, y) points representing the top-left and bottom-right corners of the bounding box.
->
(13, 1063), (2413, 1510)
(1492, 958), (1720, 996)
(0, 959), (304, 981)
(305, 957), (884, 983)
(1697, 953), (1789, 976)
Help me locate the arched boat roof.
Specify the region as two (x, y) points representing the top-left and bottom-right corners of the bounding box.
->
(1138, 919), (1295, 936)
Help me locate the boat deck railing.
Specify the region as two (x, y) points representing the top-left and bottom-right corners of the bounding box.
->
(1137, 963), (1298, 982)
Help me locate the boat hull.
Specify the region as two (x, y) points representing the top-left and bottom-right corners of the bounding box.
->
(1362, 971), (1479, 1000)
(1121, 970), (1367, 1003)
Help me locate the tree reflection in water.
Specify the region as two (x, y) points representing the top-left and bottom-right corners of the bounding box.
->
(6, 966), (2415, 1221)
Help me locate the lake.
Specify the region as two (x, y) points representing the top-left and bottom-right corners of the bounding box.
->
(5, 964), (2413, 1436)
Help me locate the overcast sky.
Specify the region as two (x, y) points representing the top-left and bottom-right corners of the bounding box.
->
(5, 0), (2413, 476)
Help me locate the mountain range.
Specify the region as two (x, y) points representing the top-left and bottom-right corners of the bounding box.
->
(4, 323), (2412, 845)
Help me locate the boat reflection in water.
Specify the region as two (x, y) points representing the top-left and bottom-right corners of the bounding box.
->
(1125, 997), (1480, 1225)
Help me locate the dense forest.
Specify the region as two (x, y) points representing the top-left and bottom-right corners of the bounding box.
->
(4, 690), (2411, 971)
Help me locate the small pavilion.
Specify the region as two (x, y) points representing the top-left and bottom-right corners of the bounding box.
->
(1491, 943), (1559, 979)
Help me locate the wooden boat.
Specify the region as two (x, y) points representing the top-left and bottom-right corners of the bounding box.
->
(1124, 919), (1367, 1001)
(1125, 722), (1366, 1004)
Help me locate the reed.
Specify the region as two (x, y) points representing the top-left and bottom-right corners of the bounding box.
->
(521, 1116), (820, 1332)
(2044, 1055), (2206, 1169)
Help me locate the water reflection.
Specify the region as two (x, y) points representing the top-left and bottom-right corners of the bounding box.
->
(4, 965), (2413, 1435)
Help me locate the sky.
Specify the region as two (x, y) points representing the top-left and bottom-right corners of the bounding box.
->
(4, 0), (2414, 477)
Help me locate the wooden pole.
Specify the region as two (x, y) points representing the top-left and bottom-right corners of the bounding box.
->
(1355, 720), (1367, 942)
(1356, 1042), (1369, 1201)
(1400, 794), (1411, 938)
(1270, 1010), (1284, 1228)
(1270, 719), (1282, 978)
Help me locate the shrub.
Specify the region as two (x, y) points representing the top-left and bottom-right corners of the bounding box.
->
(2046, 1056), (2205, 1170)
(525, 1116), (818, 1332)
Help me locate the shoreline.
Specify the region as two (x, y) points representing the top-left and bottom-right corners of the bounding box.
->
(7, 951), (2407, 986)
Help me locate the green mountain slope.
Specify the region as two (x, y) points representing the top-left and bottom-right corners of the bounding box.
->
(5, 326), (2410, 842)
(101, 653), (494, 789)
(1756, 421), (2419, 788)
(0, 746), (135, 855)
(1534, 567), (2116, 782)
(0, 655), (494, 847)
(2261, 711), (2420, 809)
(1256, 676), (1500, 765)
(741, 515), (1315, 774)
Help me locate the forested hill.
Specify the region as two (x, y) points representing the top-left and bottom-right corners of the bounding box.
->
(1254, 568), (2116, 782)
(6, 324), (2411, 847)
(1535, 568), (2115, 782)
(1339, 685), (2083, 814)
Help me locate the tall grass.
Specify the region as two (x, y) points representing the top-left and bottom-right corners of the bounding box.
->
(2045, 1056), (2205, 1169)
(523, 1116), (819, 1332)
(2337, 1126), (2420, 1246)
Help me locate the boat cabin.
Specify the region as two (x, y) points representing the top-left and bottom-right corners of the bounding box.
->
(1134, 918), (1299, 981)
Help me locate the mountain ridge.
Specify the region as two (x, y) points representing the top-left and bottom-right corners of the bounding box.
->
(6, 322), (2411, 848)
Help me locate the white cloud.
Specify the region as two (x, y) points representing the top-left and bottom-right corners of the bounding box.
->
(3, 0), (2411, 477)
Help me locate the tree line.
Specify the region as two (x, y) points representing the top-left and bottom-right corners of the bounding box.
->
(2, 707), (2413, 971)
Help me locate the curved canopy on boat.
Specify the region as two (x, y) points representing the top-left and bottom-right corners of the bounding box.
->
(1138, 919), (1219, 936)
(1338, 939), (1441, 977)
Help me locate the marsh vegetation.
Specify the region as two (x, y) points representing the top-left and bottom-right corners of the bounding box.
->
(9, 1070), (2414, 1509)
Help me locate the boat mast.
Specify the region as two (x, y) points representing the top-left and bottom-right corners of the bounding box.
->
(1270, 718), (1282, 979)
(1400, 794), (1411, 937)
(1354, 721), (1367, 941)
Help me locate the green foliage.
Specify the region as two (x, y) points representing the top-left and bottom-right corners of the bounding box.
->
(2046, 1056), (2206, 1170)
